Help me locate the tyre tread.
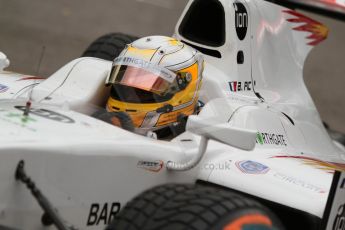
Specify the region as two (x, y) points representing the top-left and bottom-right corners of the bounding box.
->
(82, 33), (137, 61)
(107, 184), (275, 230)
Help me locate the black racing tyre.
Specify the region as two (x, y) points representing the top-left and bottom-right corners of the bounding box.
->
(93, 111), (135, 132)
(107, 183), (284, 230)
(82, 33), (138, 61)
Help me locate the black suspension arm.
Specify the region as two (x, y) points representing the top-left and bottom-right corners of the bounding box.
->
(15, 160), (75, 230)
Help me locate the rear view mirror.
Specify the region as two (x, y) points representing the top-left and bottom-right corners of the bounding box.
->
(167, 115), (257, 171)
(186, 115), (257, 151)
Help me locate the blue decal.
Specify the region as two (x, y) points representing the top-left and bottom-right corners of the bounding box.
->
(0, 84), (8, 93)
(236, 160), (270, 174)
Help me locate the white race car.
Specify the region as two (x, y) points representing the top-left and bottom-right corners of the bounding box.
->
(0, 0), (344, 230)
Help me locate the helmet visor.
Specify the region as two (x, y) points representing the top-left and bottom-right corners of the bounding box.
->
(107, 57), (177, 96)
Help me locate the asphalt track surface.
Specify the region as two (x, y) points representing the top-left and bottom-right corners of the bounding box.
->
(0, 0), (344, 132)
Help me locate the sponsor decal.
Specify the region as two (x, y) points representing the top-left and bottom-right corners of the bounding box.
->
(323, 172), (345, 230)
(114, 56), (175, 83)
(0, 84), (9, 93)
(333, 204), (345, 230)
(274, 172), (326, 193)
(256, 132), (264, 145)
(229, 80), (256, 92)
(87, 202), (121, 226)
(271, 155), (345, 173)
(201, 162), (231, 170)
(137, 160), (164, 172)
(234, 2), (248, 40)
(0, 112), (37, 131)
(235, 160), (270, 174)
(284, 10), (328, 46)
(15, 106), (75, 123)
(256, 132), (287, 146)
(6, 112), (36, 123)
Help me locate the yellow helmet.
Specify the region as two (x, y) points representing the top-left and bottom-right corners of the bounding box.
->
(106, 36), (204, 135)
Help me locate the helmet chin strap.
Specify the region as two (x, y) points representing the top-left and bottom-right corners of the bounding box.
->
(156, 104), (173, 113)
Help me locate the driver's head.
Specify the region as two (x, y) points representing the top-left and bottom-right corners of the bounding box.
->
(106, 36), (204, 135)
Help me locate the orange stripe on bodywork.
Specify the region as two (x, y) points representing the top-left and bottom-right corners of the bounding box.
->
(271, 155), (345, 172)
(223, 214), (272, 230)
(17, 76), (45, 81)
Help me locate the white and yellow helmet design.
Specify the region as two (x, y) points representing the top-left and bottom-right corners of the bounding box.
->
(106, 35), (204, 134)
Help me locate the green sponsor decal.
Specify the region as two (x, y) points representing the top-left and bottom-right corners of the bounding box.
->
(256, 132), (264, 145)
(255, 132), (287, 146)
(0, 111), (37, 132)
(6, 112), (36, 123)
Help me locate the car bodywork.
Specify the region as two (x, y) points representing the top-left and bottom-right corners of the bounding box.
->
(0, 0), (344, 229)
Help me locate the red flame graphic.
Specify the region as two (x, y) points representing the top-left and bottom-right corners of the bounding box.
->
(284, 10), (329, 46)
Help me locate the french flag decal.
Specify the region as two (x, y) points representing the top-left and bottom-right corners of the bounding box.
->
(229, 81), (238, 92)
